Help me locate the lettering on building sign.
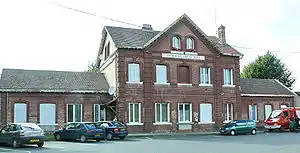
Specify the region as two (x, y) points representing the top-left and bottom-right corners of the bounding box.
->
(162, 51), (205, 60)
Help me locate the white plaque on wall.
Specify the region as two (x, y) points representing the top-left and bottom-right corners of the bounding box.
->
(162, 53), (205, 60)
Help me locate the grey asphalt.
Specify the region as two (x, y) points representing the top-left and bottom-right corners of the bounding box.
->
(1, 132), (300, 153)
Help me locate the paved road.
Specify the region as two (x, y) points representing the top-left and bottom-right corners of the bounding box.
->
(1, 132), (300, 153)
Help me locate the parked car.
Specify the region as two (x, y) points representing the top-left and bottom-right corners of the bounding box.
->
(0, 123), (45, 148)
(95, 121), (128, 141)
(219, 120), (257, 136)
(54, 122), (105, 143)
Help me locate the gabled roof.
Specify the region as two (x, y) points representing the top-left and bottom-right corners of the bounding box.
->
(97, 14), (243, 61)
(0, 69), (109, 93)
(296, 92), (300, 96)
(240, 78), (297, 97)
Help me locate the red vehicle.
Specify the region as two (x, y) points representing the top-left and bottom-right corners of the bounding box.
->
(264, 107), (300, 131)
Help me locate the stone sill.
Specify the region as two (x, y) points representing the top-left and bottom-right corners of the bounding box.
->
(222, 85), (235, 88)
(127, 123), (144, 126)
(154, 83), (170, 86)
(38, 124), (58, 126)
(198, 122), (215, 125)
(199, 84), (213, 87)
(177, 122), (193, 125)
(153, 122), (172, 125)
(177, 83), (193, 87)
(126, 82), (143, 84)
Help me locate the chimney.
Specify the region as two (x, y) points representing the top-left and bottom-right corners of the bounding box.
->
(142, 24), (153, 30)
(218, 25), (226, 44)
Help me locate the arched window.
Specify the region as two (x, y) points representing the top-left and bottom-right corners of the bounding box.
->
(172, 36), (181, 50)
(186, 37), (194, 50)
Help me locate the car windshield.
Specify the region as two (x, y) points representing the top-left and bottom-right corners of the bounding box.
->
(84, 123), (97, 129)
(269, 110), (282, 119)
(19, 123), (41, 131)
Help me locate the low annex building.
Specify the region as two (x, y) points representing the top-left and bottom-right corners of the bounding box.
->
(0, 69), (112, 131)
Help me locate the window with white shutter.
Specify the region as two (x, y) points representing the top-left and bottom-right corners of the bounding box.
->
(264, 105), (272, 119)
(40, 103), (56, 124)
(200, 103), (213, 123)
(14, 103), (27, 123)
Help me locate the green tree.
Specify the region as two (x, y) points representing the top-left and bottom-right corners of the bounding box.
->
(241, 51), (295, 89)
(86, 60), (100, 73)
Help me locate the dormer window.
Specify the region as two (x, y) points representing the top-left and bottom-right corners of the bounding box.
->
(186, 37), (194, 50)
(172, 36), (181, 50)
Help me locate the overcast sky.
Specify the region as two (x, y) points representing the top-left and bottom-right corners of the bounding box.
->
(0, 0), (299, 91)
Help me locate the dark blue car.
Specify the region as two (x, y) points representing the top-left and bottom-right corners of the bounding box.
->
(95, 121), (128, 141)
(54, 122), (105, 143)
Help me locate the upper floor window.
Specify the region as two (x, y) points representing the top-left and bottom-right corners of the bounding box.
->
(223, 68), (233, 85)
(200, 67), (211, 85)
(186, 37), (195, 50)
(156, 65), (167, 84)
(128, 63), (140, 83)
(178, 66), (190, 84)
(172, 36), (181, 50)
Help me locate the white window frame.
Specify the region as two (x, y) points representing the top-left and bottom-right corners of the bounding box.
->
(280, 104), (287, 109)
(94, 104), (106, 122)
(223, 68), (233, 86)
(264, 105), (272, 119)
(178, 103), (192, 123)
(248, 104), (258, 121)
(127, 63), (141, 83)
(199, 103), (214, 124)
(186, 37), (194, 50)
(225, 103), (234, 122)
(66, 104), (83, 123)
(155, 65), (169, 85)
(172, 36), (181, 49)
(14, 103), (27, 123)
(154, 103), (170, 124)
(128, 103), (142, 125)
(199, 67), (211, 86)
(39, 103), (56, 125)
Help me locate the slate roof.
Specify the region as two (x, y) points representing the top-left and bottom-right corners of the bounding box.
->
(100, 14), (242, 57)
(0, 69), (109, 93)
(296, 92), (300, 96)
(240, 78), (296, 97)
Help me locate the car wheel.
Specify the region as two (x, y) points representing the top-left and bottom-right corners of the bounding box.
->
(12, 139), (20, 148)
(251, 129), (256, 135)
(37, 142), (44, 147)
(119, 136), (125, 140)
(80, 135), (87, 143)
(55, 134), (61, 141)
(106, 133), (113, 141)
(95, 138), (101, 142)
(230, 130), (236, 136)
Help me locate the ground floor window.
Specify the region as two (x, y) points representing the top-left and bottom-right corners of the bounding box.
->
(264, 104), (272, 119)
(94, 104), (106, 122)
(67, 104), (82, 122)
(14, 103), (27, 123)
(155, 103), (170, 123)
(200, 103), (213, 123)
(178, 103), (192, 123)
(249, 104), (257, 120)
(128, 103), (141, 123)
(225, 103), (233, 121)
(280, 104), (287, 109)
(40, 103), (56, 124)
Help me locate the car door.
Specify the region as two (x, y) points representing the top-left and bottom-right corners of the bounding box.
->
(63, 123), (76, 140)
(0, 125), (11, 143)
(235, 120), (248, 134)
(72, 123), (83, 140)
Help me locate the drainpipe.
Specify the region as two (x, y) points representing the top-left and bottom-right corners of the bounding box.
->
(6, 93), (8, 124)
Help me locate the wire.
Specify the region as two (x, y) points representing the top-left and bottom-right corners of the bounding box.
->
(231, 45), (300, 54)
(48, 2), (142, 28)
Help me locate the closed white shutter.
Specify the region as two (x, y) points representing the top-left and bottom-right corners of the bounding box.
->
(248, 105), (253, 120)
(14, 103), (27, 123)
(40, 104), (56, 124)
(264, 105), (272, 119)
(200, 104), (212, 123)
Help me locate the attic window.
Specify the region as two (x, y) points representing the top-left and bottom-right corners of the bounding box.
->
(172, 36), (181, 50)
(104, 42), (110, 60)
(186, 37), (194, 50)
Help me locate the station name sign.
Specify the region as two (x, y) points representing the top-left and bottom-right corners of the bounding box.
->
(162, 51), (205, 60)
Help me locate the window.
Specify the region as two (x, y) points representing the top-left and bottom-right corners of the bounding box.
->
(200, 103), (213, 123)
(178, 66), (190, 84)
(67, 104), (82, 122)
(186, 37), (194, 50)
(172, 36), (181, 50)
(281, 104), (287, 108)
(178, 103), (192, 123)
(225, 103), (233, 121)
(94, 104), (106, 122)
(40, 103), (56, 124)
(104, 42), (110, 60)
(200, 67), (211, 85)
(264, 105), (272, 119)
(128, 103), (141, 123)
(156, 65), (167, 84)
(248, 104), (257, 120)
(128, 63), (140, 82)
(14, 103), (27, 123)
(223, 68), (233, 85)
(155, 103), (170, 123)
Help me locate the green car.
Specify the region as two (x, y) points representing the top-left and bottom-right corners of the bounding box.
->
(219, 120), (257, 136)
